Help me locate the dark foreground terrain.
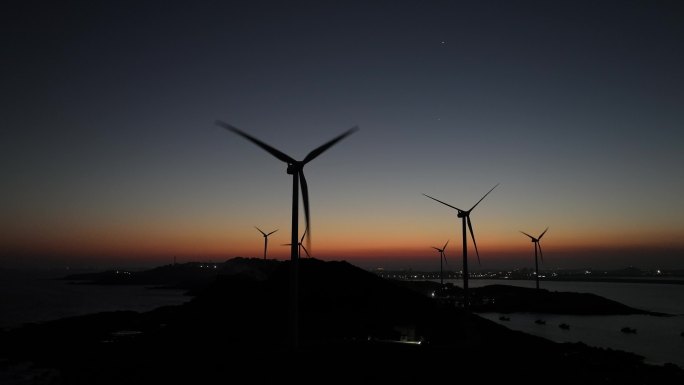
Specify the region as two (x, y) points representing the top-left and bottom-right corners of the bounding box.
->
(1, 258), (682, 384)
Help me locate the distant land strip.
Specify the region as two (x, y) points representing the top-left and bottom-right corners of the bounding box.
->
(544, 277), (684, 285)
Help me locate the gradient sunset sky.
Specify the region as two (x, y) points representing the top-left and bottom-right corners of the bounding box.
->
(3, 1), (683, 270)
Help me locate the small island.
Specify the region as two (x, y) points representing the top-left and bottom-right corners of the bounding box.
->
(396, 280), (666, 316)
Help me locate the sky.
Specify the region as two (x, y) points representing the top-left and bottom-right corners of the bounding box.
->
(2, 0), (684, 270)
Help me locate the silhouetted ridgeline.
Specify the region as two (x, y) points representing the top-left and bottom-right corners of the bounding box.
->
(470, 284), (666, 315)
(396, 281), (666, 315)
(1, 258), (682, 384)
(62, 257), (280, 291)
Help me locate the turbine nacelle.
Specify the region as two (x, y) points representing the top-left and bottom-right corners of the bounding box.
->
(286, 162), (303, 175)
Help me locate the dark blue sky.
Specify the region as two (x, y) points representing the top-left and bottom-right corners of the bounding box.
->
(2, 1), (684, 269)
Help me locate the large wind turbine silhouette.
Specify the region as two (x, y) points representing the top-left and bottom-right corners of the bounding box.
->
(255, 227), (278, 260)
(431, 240), (449, 285)
(423, 184), (498, 309)
(520, 228), (548, 290)
(217, 120), (357, 348)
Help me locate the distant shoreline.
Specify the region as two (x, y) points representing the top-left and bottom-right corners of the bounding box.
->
(528, 277), (684, 285)
(402, 277), (684, 286)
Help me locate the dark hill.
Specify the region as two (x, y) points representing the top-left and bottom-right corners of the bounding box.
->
(470, 284), (664, 315)
(397, 281), (662, 315)
(1, 259), (681, 384)
(62, 257), (280, 291)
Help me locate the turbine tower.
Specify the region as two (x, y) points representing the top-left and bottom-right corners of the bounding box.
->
(520, 228), (548, 290)
(217, 120), (357, 348)
(255, 227), (278, 260)
(423, 184), (498, 309)
(431, 240), (449, 285)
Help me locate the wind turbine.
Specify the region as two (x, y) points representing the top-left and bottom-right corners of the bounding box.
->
(431, 240), (449, 285)
(217, 120), (357, 348)
(255, 227), (278, 260)
(283, 228), (311, 259)
(423, 184), (499, 309)
(520, 228), (548, 290)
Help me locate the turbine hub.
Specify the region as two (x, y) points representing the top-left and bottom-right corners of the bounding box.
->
(457, 211), (466, 218)
(286, 162), (303, 174)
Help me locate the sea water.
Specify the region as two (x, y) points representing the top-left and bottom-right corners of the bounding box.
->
(446, 278), (684, 367)
(0, 269), (190, 330)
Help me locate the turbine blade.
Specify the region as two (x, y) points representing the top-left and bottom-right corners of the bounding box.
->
(300, 226), (307, 244)
(467, 217), (481, 265)
(520, 231), (535, 240)
(431, 247), (441, 251)
(443, 252), (448, 265)
(216, 120), (296, 164)
(468, 183), (499, 212)
(299, 170), (311, 250)
(538, 242), (544, 263)
(255, 226), (266, 236)
(282, 243), (292, 246)
(302, 126), (358, 164)
(443, 240), (449, 250)
(300, 244), (311, 258)
(538, 227), (549, 240)
(267, 229), (279, 236)
(422, 194), (463, 211)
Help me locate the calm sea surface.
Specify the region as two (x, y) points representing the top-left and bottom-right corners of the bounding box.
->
(0, 270), (190, 330)
(446, 278), (684, 367)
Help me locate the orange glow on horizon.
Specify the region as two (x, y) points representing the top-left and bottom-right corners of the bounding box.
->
(5, 236), (682, 261)
(3, 218), (683, 268)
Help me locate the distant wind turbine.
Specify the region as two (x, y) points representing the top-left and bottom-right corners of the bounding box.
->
(431, 240), (449, 285)
(255, 227), (278, 260)
(217, 120), (357, 348)
(423, 184), (499, 309)
(283, 228), (311, 259)
(520, 228), (548, 290)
